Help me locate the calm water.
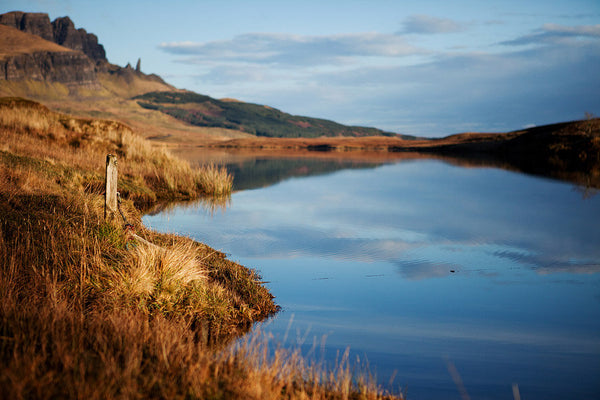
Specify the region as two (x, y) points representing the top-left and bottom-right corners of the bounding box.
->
(144, 156), (600, 400)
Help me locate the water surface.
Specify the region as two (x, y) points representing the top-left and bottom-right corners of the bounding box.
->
(144, 156), (600, 400)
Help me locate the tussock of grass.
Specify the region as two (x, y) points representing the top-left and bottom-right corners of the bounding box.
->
(196, 162), (234, 197)
(0, 97), (400, 399)
(104, 240), (207, 313)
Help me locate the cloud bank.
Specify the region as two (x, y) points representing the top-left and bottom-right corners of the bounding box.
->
(501, 23), (600, 45)
(399, 14), (465, 34)
(158, 17), (600, 136)
(159, 32), (422, 66)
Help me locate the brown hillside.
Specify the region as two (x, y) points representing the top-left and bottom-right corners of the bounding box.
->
(0, 24), (72, 58)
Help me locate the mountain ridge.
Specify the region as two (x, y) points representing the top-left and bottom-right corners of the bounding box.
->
(0, 11), (106, 65)
(134, 90), (402, 138)
(0, 11), (172, 90)
(0, 11), (404, 139)
(0, 24), (96, 86)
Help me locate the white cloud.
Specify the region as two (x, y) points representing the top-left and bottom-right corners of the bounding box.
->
(501, 23), (600, 45)
(260, 38), (600, 135)
(159, 32), (423, 66)
(400, 14), (465, 34)
(158, 21), (600, 136)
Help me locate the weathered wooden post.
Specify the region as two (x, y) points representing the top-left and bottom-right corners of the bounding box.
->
(105, 154), (118, 221)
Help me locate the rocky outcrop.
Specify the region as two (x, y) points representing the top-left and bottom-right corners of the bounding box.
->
(52, 16), (106, 64)
(106, 62), (169, 86)
(0, 12), (54, 41)
(0, 51), (96, 85)
(0, 11), (170, 91)
(0, 11), (107, 64)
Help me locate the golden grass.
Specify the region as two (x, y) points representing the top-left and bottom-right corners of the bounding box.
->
(196, 163), (234, 197)
(0, 97), (401, 399)
(1, 79), (251, 144)
(0, 25), (73, 58)
(221, 330), (398, 400)
(0, 97), (65, 134)
(0, 79), (71, 100)
(97, 72), (175, 99)
(0, 97), (233, 202)
(103, 239), (208, 314)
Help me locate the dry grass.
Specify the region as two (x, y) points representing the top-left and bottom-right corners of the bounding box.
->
(0, 78), (251, 144)
(0, 97), (401, 399)
(97, 71), (174, 99)
(0, 97), (233, 203)
(103, 240), (207, 310)
(196, 163), (234, 197)
(0, 79), (72, 100)
(220, 330), (398, 400)
(0, 25), (73, 58)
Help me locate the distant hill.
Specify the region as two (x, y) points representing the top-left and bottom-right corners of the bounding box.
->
(0, 11), (406, 140)
(134, 91), (403, 138)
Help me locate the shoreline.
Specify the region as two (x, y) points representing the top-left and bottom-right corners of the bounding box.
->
(0, 97), (401, 399)
(172, 118), (600, 191)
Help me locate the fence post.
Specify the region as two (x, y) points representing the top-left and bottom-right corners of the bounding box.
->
(105, 154), (118, 221)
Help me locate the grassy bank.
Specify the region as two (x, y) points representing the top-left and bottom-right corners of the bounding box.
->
(0, 97), (400, 399)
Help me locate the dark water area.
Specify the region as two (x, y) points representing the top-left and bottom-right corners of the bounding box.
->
(144, 155), (600, 400)
(225, 157), (383, 191)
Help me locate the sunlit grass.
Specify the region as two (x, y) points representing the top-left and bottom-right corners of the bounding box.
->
(196, 162), (234, 197)
(222, 329), (398, 400)
(0, 97), (233, 200)
(0, 97), (401, 399)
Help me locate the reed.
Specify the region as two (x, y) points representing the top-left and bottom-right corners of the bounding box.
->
(196, 162), (234, 197)
(220, 330), (397, 400)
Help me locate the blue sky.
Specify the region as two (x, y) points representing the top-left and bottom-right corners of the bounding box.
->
(3, 0), (600, 136)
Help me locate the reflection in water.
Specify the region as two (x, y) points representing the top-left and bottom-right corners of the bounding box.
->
(147, 194), (231, 217)
(573, 183), (599, 200)
(145, 157), (600, 400)
(225, 157), (384, 191)
(173, 146), (600, 195)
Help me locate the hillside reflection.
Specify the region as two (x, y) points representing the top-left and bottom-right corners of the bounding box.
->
(173, 147), (599, 194)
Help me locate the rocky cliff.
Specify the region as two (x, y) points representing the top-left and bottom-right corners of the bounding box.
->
(0, 11), (172, 91)
(0, 24), (96, 86)
(0, 51), (96, 85)
(0, 11), (106, 64)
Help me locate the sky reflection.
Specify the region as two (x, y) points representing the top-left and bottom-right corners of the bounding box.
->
(149, 160), (600, 278)
(144, 159), (600, 399)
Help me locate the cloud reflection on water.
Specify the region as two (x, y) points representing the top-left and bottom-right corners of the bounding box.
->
(148, 160), (600, 281)
(145, 159), (600, 399)
(278, 312), (600, 354)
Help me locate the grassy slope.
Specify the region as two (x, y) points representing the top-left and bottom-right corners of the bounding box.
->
(0, 23), (400, 142)
(134, 91), (401, 138)
(1, 24), (393, 143)
(402, 118), (600, 189)
(0, 24), (251, 143)
(0, 97), (400, 400)
(0, 24), (73, 58)
(0, 79), (254, 143)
